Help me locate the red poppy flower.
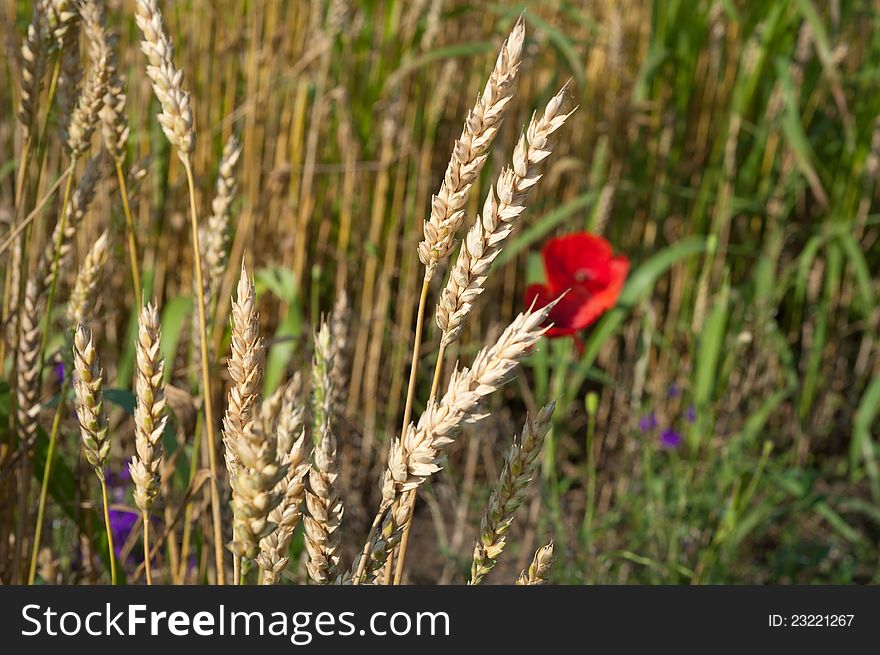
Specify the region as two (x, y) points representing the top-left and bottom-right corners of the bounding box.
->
(524, 232), (629, 337)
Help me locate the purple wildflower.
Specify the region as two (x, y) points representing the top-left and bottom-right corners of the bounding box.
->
(660, 428), (682, 449)
(638, 412), (658, 432)
(108, 508), (139, 560)
(667, 384), (681, 398)
(686, 405), (697, 423)
(53, 360), (65, 385)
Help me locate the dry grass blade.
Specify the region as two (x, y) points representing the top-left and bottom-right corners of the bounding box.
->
(470, 402), (555, 585)
(129, 302), (167, 513)
(304, 322), (344, 584)
(437, 84), (574, 347)
(418, 15), (525, 274)
(516, 541), (554, 585)
(222, 264), (265, 480)
(66, 229), (109, 328)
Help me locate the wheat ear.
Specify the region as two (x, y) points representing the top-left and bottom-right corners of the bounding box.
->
(304, 322), (344, 584)
(56, 24), (81, 142)
(202, 133), (242, 306)
(46, 0), (77, 45)
(134, 0), (194, 159)
(257, 374), (310, 584)
(516, 541), (555, 585)
(129, 303), (167, 512)
(66, 229), (109, 327)
(72, 324), (109, 477)
(383, 301), (556, 503)
(129, 302), (167, 584)
(100, 36), (130, 163)
(437, 85), (573, 347)
(470, 402), (555, 585)
(35, 153), (103, 289)
(418, 15), (526, 274)
(18, 3), (47, 142)
(66, 0), (109, 159)
(15, 279), (44, 449)
(71, 323), (117, 583)
(222, 263), (264, 480)
(329, 291), (350, 420)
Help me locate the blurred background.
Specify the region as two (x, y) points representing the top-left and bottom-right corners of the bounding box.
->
(1, 0), (879, 584)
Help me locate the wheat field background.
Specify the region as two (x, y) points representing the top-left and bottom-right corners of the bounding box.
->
(0, 0), (878, 585)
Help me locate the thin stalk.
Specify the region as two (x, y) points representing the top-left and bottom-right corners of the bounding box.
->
(392, 338), (447, 585)
(40, 171), (76, 358)
(233, 555), (241, 587)
(177, 411), (203, 583)
(27, 381), (68, 584)
(143, 512), (152, 585)
(182, 157), (225, 585)
(115, 161), (142, 307)
(100, 477), (117, 584)
(385, 275), (431, 583)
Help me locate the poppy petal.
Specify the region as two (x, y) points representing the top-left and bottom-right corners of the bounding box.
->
(543, 232), (614, 292)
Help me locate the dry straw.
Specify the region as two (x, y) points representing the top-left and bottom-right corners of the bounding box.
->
(470, 402), (555, 585)
(304, 322), (344, 584)
(418, 15), (526, 274)
(516, 542), (555, 585)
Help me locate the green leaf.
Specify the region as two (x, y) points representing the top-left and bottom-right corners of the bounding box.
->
(160, 296), (194, 383)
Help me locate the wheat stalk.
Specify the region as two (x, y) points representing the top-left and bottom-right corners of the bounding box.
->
(222, 264), (264, 480)
(470, 402), (555, 585)
(304, 322), (344, 584)
(134, 0), (194, 159)
(417, 15), (525, 275)
(329, 291), (350, 421)
(437, 85), (573, 347)
(129, 302), (167, 584)
(383, 301), (556, 503)
(257, 374), (310, 584)
(516, 541), (554, 585)
(66, 229), (109, 327)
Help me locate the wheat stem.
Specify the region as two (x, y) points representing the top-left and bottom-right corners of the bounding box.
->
(182, 158), (226, 585)
(100, 478), (117, 584)
(26, 382), (67, 585)
(115, 161), (142, 307)
(143, 512), (152, 585)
